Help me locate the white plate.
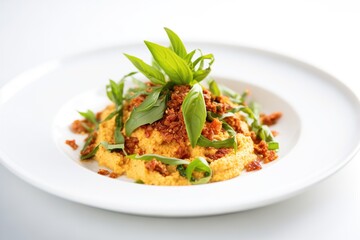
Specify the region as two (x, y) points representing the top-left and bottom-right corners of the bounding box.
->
(0, 43), (359, 217)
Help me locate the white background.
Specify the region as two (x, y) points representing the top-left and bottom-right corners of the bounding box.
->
(0, 0), (359, 239)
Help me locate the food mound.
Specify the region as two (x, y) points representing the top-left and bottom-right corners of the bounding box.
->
(67, 28), (282, 185)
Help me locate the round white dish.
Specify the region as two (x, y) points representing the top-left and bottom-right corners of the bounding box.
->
(0, 43), (359, 217)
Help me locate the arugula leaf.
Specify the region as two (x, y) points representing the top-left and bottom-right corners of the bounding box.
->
(135, 87), (163, 112)
(124, 54), (166, 85)
(186, 157), (212, 184)
(125, 95), (167, 136)
(128, 154), (189, 165)
(164, 27), (187, 58)
(182, 83), (207, 148)
(144, 41), (193, 85)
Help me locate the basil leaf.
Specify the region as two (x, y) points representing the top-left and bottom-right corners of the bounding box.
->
(222, 122), (237, 152)
(249, 102), (261, 118)
(81, 133), (95, 153)
(136, 87), (162, 112)
(164, 27), (187, 58)
(124, 54), (166, 85)
(114, 110), (125, 144)
(128, 154), (189, 165)
(101, 109), (119, 122)
(193, 54), (214, 70)
(82, 141), (126, 160)
(231, 102), (279, 151)
(186, 157), (212, 184)
(197, 135), (235, 148)
(193, 68), (211, 82)
(80, 144), (100, 160)
(218, 84), (245, 104)
(106, 79), (124, 107)
(144, 41), (193, 84)
(185, 50), (196, 65)
(101, 141), (125, 151)
(182, 83), (207, 148)
(78, 110), (98, 125)
(267, 141), (279, 150)
(125, 95), (167, 136)
(208, 79), (221, 96)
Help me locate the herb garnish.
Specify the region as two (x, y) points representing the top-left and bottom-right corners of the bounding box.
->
(128, 154), (212, 184)
(123, 27), (214, 139)
(182, 83), (206, 147)
(76, 27), (280, 185)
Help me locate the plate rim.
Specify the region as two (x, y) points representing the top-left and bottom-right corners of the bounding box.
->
(0, 42), (360, 217)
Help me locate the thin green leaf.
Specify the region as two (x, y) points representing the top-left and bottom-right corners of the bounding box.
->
(164, 27), (187, 58)
(81, 134), (95, 153)
(101, 141), (125, 151)
(136, 87), (162, 112)
(218, 84), (244, 104)
(185, 157), (212, 185)
(144, 41), (193, 84)
(80, 144), (100, 160)
(267, 141), (279, 150)
(114, 111), (125, 144)
(78, 110), (98, 125)
(249, 102), (261, 118)
(208, 79), (221, 96)
(101, 109), (119, 122)
(182, 83), (207, 148)
(106, 79), (125, 107)
(125, 95), (167, 136)
(222, 122), (237, 152)
(197, 135), (235, 148)
(184, 50), (196, 65)
(193, 54), (214, 70)
(135, 179), (144, 184)
(127, 154), (189, 165)
(193, 68), (211, 82)
(124, 54), (166, 85)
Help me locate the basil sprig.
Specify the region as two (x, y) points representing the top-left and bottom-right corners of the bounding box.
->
(124, 27), (214, 86)
(182, 83), (207, 147)
(128, 154), (212, 184)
